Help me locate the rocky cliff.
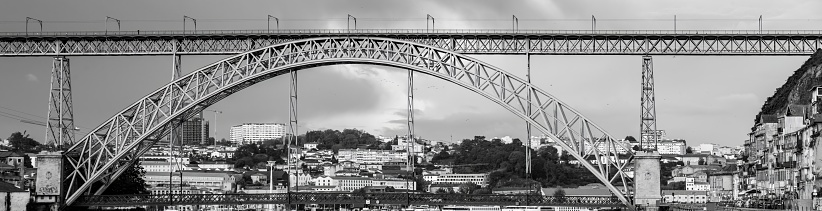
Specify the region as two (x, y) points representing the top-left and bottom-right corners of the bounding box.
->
(755, 49), (822, 126)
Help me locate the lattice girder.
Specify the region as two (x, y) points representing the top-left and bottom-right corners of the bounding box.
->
(2, 31), (822, 56)
(63, 37), (635, 207)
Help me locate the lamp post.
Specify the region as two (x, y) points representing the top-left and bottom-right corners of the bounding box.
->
(25, 17), (42, 36)
(267, 160), (277, 211)
(183, 15), (197, 32)
(105, 16), (121, 35)
(267, 15), (279, 31)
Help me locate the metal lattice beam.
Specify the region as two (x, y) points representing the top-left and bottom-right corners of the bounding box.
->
(61, 37), (636, 208)
(1, 30), (821, 56)
(73, 193), (625, 207)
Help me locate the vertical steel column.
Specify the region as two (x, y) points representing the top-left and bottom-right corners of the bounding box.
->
(640, 55), (658, 150)
(407, 68), (415, 192)
(525, 39), (532, 179)
(169, 41), (183, 205)
(288, 69), (298, 194)
(45, 53), (75, 149)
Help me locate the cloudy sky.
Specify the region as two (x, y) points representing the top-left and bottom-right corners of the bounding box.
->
(1, 0), (821, 147)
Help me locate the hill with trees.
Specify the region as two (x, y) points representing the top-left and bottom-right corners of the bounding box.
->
(755, 49), (822, 125)
(434, 136), (605, 189)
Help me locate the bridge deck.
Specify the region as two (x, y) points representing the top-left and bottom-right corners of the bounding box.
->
(1, 29), (821, 56)
(72, 193), (625, 207)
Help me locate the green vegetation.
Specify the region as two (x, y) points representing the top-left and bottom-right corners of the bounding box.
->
(232, 139), (285, 168)
(4, 131), (42, 153)
(553, 188), (566, 202)
(231, 128), (384, 168)
(302, 129), (384, 152)
(434, 136), (607, 189)
(755, 49), (822, 125)
(103, 161), (149, 195)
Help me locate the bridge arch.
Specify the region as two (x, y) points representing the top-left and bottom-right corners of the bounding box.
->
(62, 37), (634, 206)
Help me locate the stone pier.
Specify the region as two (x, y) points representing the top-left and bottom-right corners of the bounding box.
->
(633, 151), (662, 210)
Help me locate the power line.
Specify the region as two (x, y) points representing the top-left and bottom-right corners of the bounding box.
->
(0, 105), (45, 120)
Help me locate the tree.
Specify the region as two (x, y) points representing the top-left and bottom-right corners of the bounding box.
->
(6, 131), (41, 153)
(435, 188), (448, 194)
(458, 182), (479, 194)
(624, 136), (637, 143)
(686, 146), (693, 154)
(698, 157), (706, 165)
(632, 145), (641, 151)
(103, 161), (148, 195)
(217, 138), (231, 146)
(553, 188), (566, 203)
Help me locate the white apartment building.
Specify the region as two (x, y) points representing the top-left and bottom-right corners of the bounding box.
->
(657, 139), (687, 155)
(334, 177), (373, 191)
(229, 123), (287, 144)
(313, 176), (337, 187)
(289, 172), (312, 187)
(337, 149), (407, 164)
(142, 161), (187, 172)
(696, 143), (717, 155)
(433, 173), (489, 187)
(662, 190), (708, 204)
(144, 172), (237, 190)
(374, 179), (416, 190)
(685, 177), (710, 191)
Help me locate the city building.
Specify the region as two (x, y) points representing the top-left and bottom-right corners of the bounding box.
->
(143, 171), (238, 191)
(337, 149), (407, 164)
(661, 190), (708, 204)
(708, 171), (736, 202)
(640, 130), (666, 150)
(0, 152), (24, 167)
(181, 116), (209, 146)
(432, 173), (489, 187)
(229, 123), (287, 144)
(142, 161), (186, 172)
(334, 177), (373, 191)
(657, 139), (686, 155)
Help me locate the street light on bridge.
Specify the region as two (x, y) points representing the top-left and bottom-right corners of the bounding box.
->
(268, 15), (279, 31)
(427, 14), (435, 31)
(183, 15), (197, 32)
(347, 14), (356, 30)
(105, 16), (121, 34)
(25, 17), (42, 36)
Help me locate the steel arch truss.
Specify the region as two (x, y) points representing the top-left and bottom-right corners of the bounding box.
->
(62, 37), (635, 207)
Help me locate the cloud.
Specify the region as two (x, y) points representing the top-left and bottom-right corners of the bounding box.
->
(25, 74), (38, 82)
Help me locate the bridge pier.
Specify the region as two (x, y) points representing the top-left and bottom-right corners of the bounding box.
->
(633, 151), (662, 210)
(33, 151), (64, 211)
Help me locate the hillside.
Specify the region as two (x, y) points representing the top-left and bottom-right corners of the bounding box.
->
(755, 49), (822, 126)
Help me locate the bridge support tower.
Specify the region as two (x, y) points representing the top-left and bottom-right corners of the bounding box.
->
(633, 151), (661, 210)
(640, 56), (658, 150)
(45, 56), (75, 149)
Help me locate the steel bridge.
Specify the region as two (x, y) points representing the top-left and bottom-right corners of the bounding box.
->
(12, 29), (820, 211)
(72, 193), (624, 207)
(2, 29), (821, 56)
